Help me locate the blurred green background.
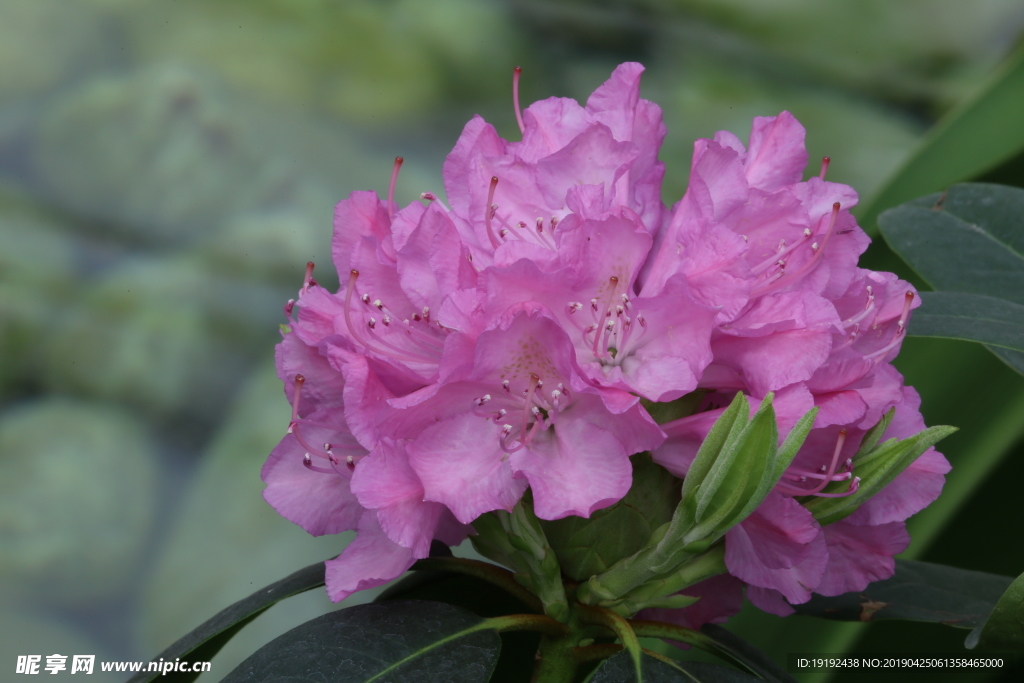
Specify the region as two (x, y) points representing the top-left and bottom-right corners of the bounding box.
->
(1, 1), (1023, 681)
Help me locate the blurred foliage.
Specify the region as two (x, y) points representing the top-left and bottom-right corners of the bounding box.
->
(0, 399), (157, 606)
(1, 0), (1023, 678)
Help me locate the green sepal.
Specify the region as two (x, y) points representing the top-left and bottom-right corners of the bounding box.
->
(579, 395), (817, 609)
(602, 545), (727, 616)
(480, 498), (569, 623)
(692, 395), (780, 535)
(804, 424), (958, 526)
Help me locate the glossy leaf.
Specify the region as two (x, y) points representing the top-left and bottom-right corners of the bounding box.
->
(878, 182), (1024, 376)
(793, 559), (1013, 629)
(127, 559), (326, 683)
(970, 569), (1024, 650)
(878, 184), (1024, 302)
(376, 567), (540, 683)
(221, 600), (500, 682)
(908, 292), (1024, 351)
(858, 43), (1024, 233)
(588, 650), (762, 683)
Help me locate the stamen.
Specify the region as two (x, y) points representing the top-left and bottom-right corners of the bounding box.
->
(289, 374), (305, 425)
(865, 291), (914, 362)
(521, 374), (541, 446)
(819, 156), (831, 180)
(303, 454), (336, 475)
(421, 192), (436, 202)
(591, 276), (619, 358)
(283, 299), (295, 317)
(485, 176), (501, 248)
(512, 66), (525, 135)
(777, 429), (848, 497)
(752, 202), (841, 297)
(388, 156), (404, 220)
(301, 261), (317, 293)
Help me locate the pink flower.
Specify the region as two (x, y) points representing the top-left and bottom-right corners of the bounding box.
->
(261, 65), (947, 622)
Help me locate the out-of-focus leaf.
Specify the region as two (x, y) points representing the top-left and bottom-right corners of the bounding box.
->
(859, 43), (1024, 232)
(221, 601), (500, 683)
(908, 292), (1024, 351)
(971, 570), (1024, 650)
(588, 650), (762, 682)
(793, 559), (1013, 629)
(127, 560), (326, 683)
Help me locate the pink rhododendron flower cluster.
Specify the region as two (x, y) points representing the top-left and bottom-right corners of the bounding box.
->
(261, 63), (948, 625)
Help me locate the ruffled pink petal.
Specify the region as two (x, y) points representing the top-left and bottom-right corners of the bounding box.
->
(510, 395), (636, 520)
(332, 191), (392, 275)
(350, 440), (442, 556)
(814, 520), (910, 596)
(746, 586), (795, 617)
(443, 115), (506, 218)
(261, 412), (364, 537)
(325, 511), (417, 602)
(407, 411), (527, 524)
(743, 112), (808, 192)
(725, 494), (827, 604)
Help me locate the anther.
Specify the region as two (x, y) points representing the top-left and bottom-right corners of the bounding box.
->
(283, 299), (295, 317)
(388, 156), (404, 220)
(421, 192), (436, 202)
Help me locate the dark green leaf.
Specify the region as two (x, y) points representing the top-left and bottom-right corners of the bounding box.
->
(879, 182), (1024, 375)
(587, 650), (762, 683)
(221, 600), (500, 683)
(986, 347), (1024, 376)
(972, 570), (1024, 650)
(376, 569), (540, 683)
(793, 559), (1013, 629)
(127, 560), (326, 683)
(700, 624), (796, 683)
(908, 292), (1024, 351)
(878, 183), (1024, 303)
(858, 44), (1024, 233)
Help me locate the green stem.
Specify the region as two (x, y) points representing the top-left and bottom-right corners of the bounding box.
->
(572, 643), (624, 664)
(483, 613), (570, 637)
(410, 556), (544, 613)
(576, 603), (643, 673)
(611, 544), (727, 613)
(531, 634), (579, 683)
